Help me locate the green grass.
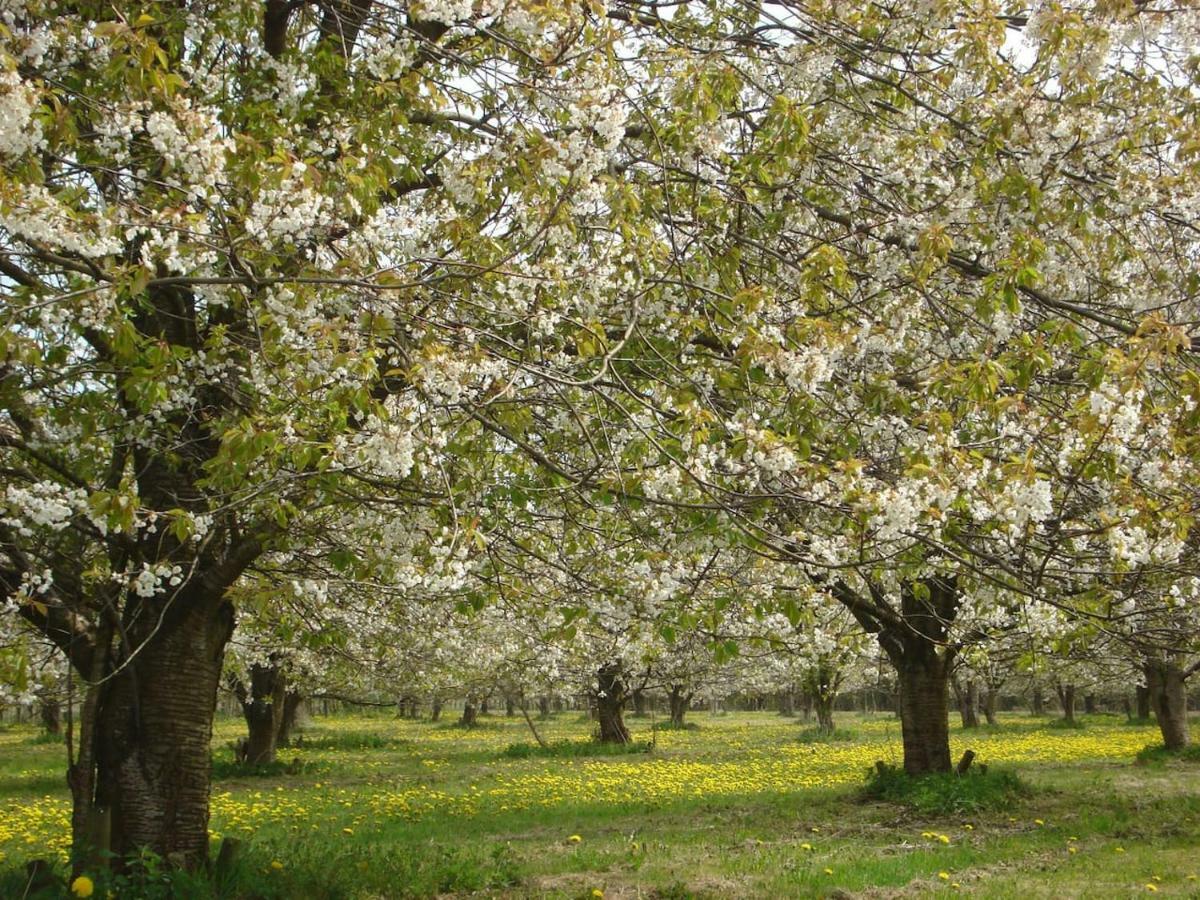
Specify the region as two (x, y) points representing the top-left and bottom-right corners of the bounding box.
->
(863, 763), (1027, 814)
(500, 739), (654, 759)
(0, 712), (1197, 897)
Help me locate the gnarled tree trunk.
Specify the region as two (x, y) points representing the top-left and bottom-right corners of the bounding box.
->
(233, 660), (287, 765)
(430, 698), (442, 722)
(1030, 684), (1045, 716)
(596, 663), (631, 744)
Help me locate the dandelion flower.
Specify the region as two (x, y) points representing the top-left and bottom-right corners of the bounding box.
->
(1145, 885), (1158, 893)
(801, 842), (813, 851)
(342, 827), (354, 835)
(568, 834), (583, 843)
(938, 872), (950, 880)
(823, 868), (833, 875)
(938, 835), (951, 844)
(592, 890), (604, 898)
(70, 876), (94, 898)
(270, 860), (284, 870)
(1116, 847), (1126, 853)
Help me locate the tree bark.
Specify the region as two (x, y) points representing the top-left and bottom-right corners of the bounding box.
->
(896, 652), (952, 774)
(1084, 693), (1097, 715)
(1030, 684), (1045, 716)
(537, 696), (550, 718)
(596, 663), (631, 743)
(1135, 684), (1151, 721)
(778, 691), (795, 717)
(1145, 660), (1190, 751)
(276, 691), (302, 748)
(40, 696), (61, 736)
(430, 699), (442, 722)
(505, 695), (515, 717)
(668, 685), (691, 727)
(460, 700), (477, 727)
(814, 694), (835, 734)
(632, 688), (647, 717)
(982, 686), (998, 726)
(1057, 683), (1076, 724)
(82, 600), (234, 869)
(235, 661), (287, 765)
(953, 677), (980, 728)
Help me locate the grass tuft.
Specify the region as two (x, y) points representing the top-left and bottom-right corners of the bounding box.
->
(862, 763), (1027, 815)
(501, 739), (653, 759)
(1134, 743), (1200, 765)
(795, 726), (857, 743)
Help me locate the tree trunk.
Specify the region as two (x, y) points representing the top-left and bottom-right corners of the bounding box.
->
(1136, 684), (1151, 721)
(537, 696), (550, 718)
(480, 696), (489, 715)
(632, 689), (646, 717)
(236, 662), (286, 765)
(596, 663), (631, 744)
(40, 696), (61, 736)
(1145, 661), (1190, 751)
(430, 699), (442, 722)
(895, 653), (952, 775)
(505, 696), (515, 717)
(778, 691), (795, 717)
(814, 694), (835, 734)
(80, 601), (234, 870)
(460, 701), (477, 727)
(953, 678), (980, 728)
(982, 687), (998, 726)
(277, 691), (302, 748)
(1084, 693), (1097, 715)
(1030, 685), (1045, 716)
(668, 686), (691, 727)
(1057, 683), (1076, 724)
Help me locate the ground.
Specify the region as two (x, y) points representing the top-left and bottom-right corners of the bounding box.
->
(0, 710), (1197, 898)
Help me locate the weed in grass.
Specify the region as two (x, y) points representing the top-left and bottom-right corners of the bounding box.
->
(501, 739), (653, 759)
(1135, 743), (1200, 765)
(795, 726), (857, 743)
(862, 763), (1027, 815)
(1044, 717), (1088, 730)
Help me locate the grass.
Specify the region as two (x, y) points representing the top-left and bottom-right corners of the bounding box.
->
(500, 739), (654, 759)
(863, 763), (1027, 814)
(0, 711), (1196, 897)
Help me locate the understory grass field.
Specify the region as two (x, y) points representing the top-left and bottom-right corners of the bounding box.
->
(0, 710), (1198, 898)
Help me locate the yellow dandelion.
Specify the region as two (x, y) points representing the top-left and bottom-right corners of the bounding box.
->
(1034, 819), (1045, 826)
(938, 872), (950, 880)
(1145, 885), (1158, 893)
(823, 867), (833, 875)
(568, 834), (582, 843)
(1116, 847), (1126, 853)
(800, 842), (813, 851)
(342, 827), (354, 835)
(938, 835), (951, 844)
(270, 860), (284, 870)
(1068, 847), (1078, 854)
(963, 824), (973, 831)
(592, 890), (604, 899)
(70, 876), (94, 898)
